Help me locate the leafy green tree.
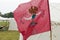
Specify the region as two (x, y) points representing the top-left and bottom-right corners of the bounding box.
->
(0, 12), (2, 16)
(2, 12), (14, 18)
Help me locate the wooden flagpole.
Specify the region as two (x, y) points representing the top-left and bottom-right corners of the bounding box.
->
(50, 29), (52, 40)
(47, 0), (52, 40)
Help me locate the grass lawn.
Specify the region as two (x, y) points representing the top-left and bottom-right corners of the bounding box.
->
(0, 21), (9, 26)
(0, 31), (19, 40)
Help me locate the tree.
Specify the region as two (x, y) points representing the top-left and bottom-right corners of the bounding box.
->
(0, 12), (2, 16)
(1, 12), (14, 18)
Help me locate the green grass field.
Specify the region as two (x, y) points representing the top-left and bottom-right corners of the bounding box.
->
(0, 21), (9, 27)
(0, 31), (19, 40)
(0, 21), (10, 31)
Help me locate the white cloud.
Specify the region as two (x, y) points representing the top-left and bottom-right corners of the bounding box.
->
(0, 0), (20, 14)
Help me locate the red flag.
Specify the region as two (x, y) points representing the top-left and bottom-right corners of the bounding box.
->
(14, 0), (51, 40)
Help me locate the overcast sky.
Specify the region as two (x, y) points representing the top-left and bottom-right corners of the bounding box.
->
(0, 0), (60, 14)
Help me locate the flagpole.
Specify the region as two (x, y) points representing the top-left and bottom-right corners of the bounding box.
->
(47, 0), (52, 40)
(50, 29), (52, 40)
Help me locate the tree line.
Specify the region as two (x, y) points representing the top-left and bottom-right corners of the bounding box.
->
(0, 12), (14, 18)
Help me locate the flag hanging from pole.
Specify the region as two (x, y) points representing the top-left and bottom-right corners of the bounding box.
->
(14, 0), (51, 40)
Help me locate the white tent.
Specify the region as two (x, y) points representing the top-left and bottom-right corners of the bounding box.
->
(0, 16), (9, 20)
